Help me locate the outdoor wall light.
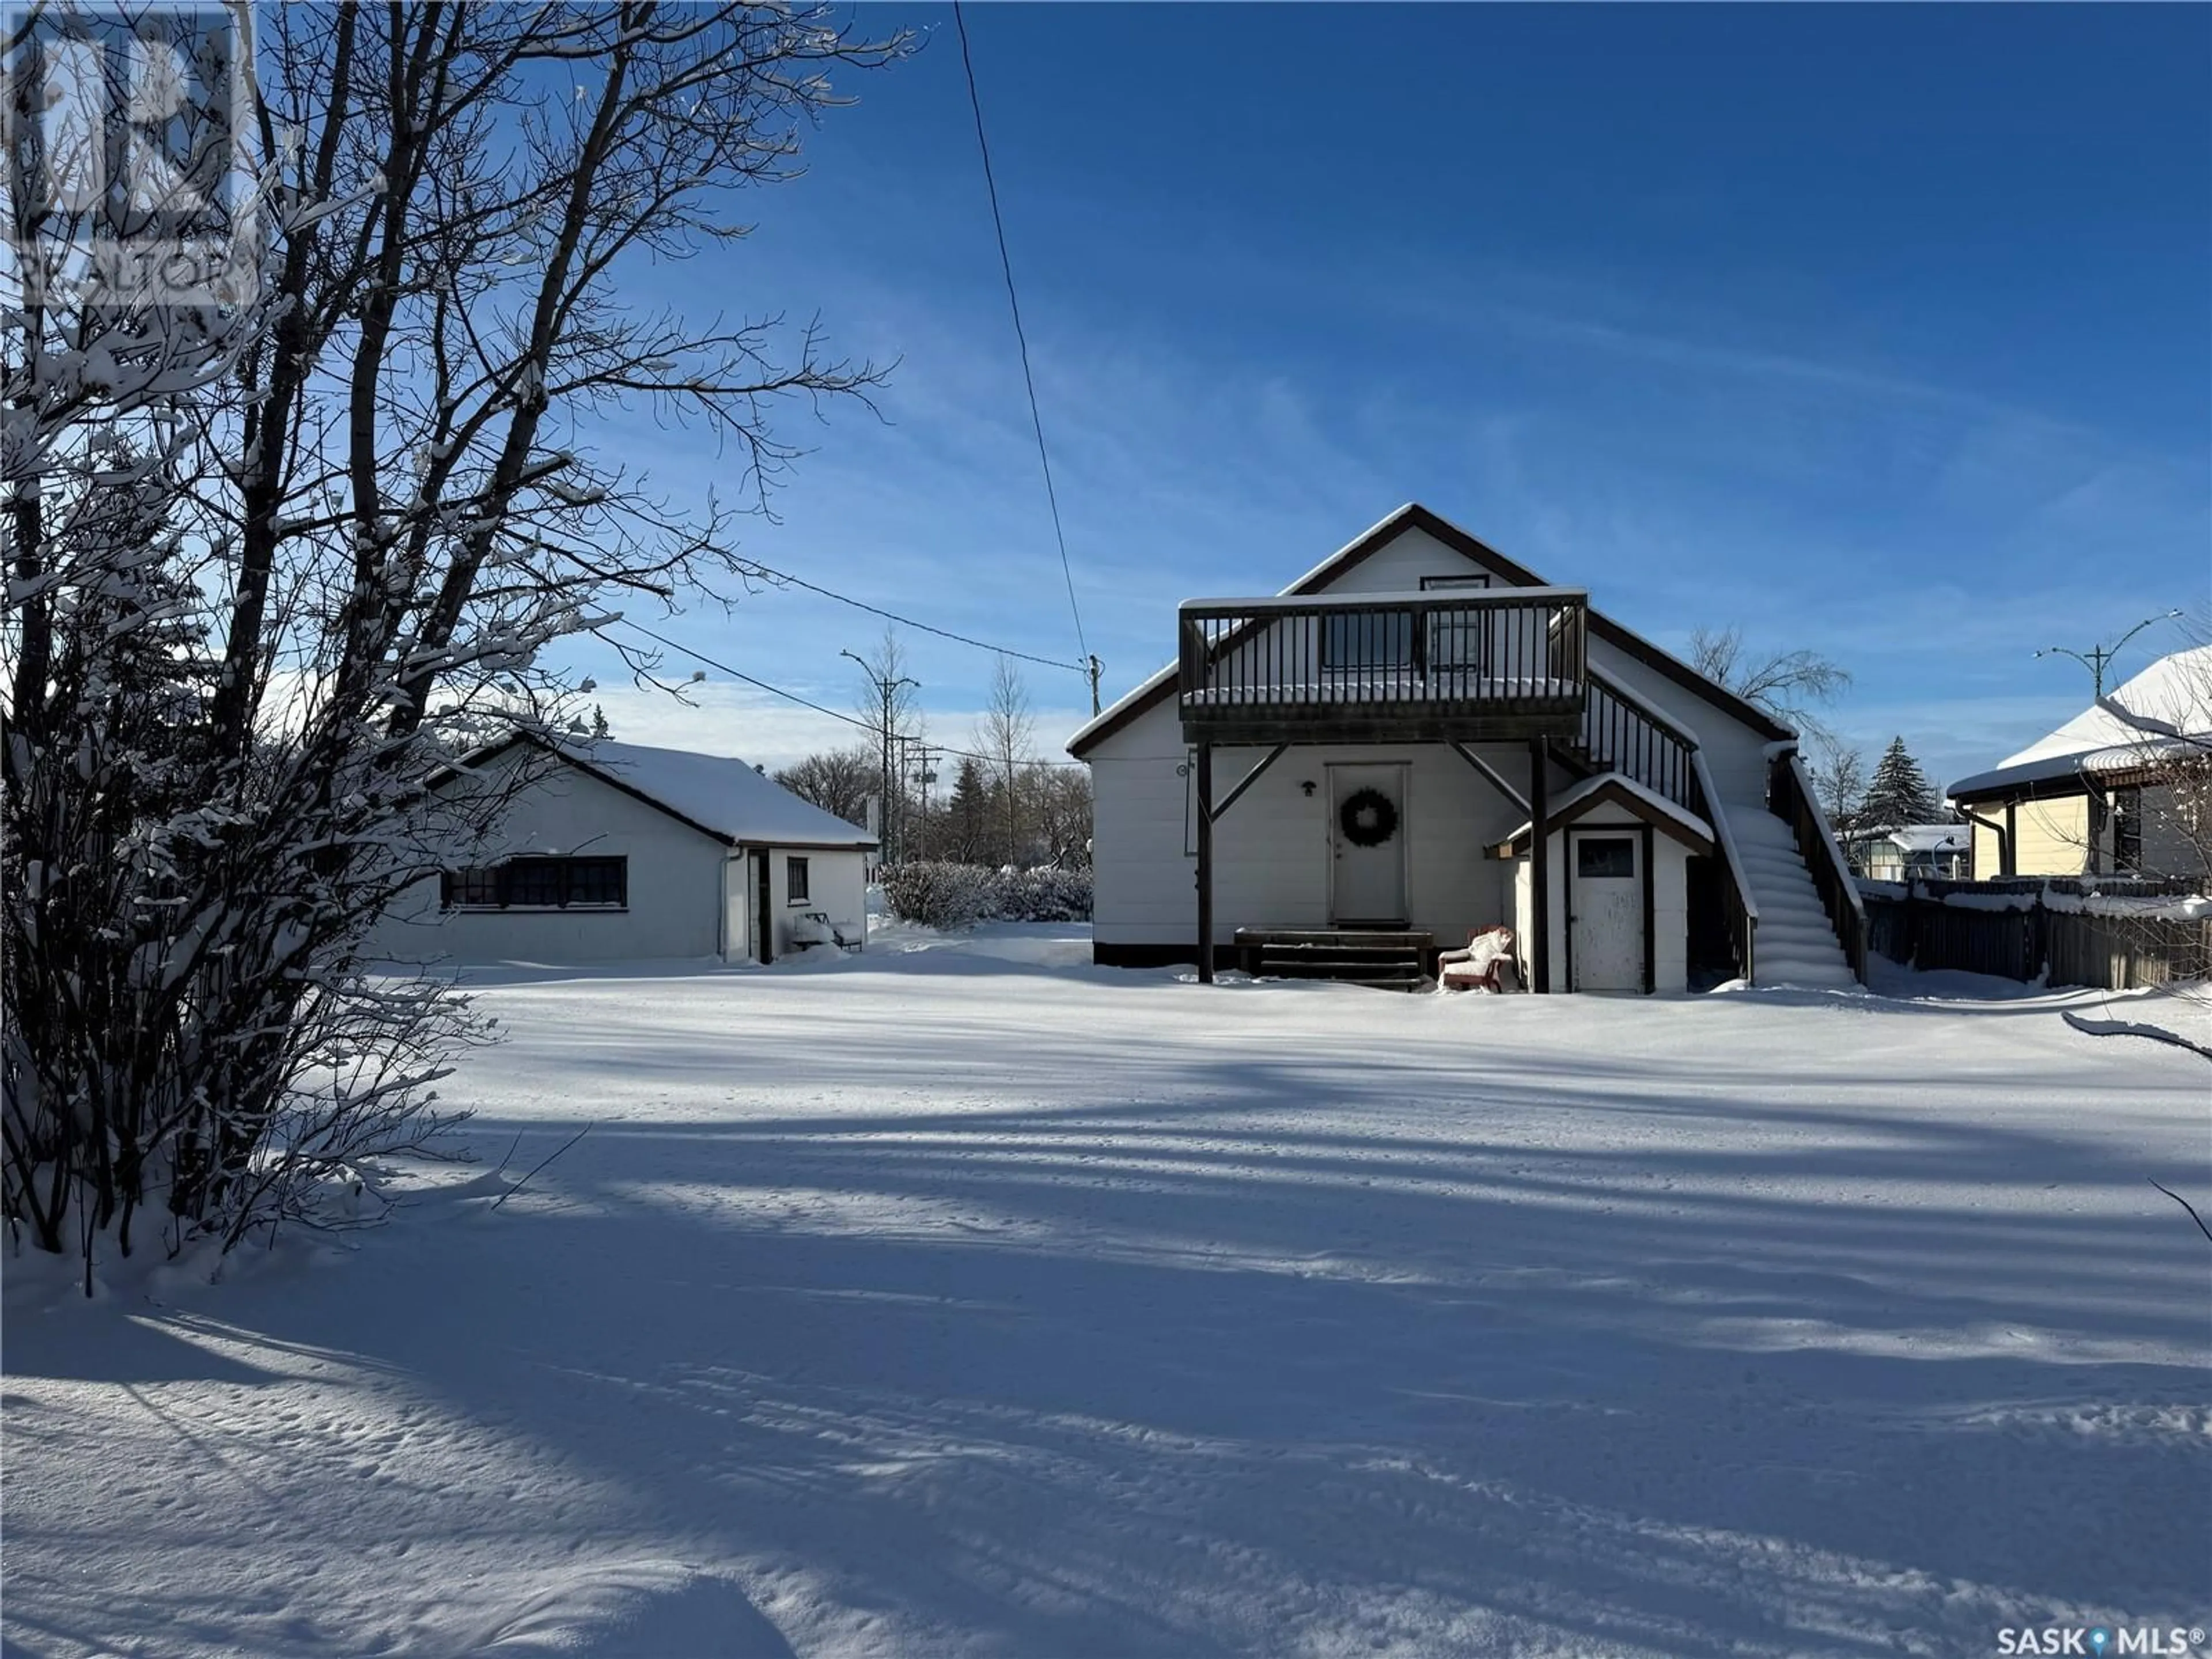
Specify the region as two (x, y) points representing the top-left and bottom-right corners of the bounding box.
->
(1300, 779), (1317, 796)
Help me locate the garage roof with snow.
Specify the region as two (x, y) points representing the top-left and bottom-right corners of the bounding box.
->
(461, 733), (879, 851)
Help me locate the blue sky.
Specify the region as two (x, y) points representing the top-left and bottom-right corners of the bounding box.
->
(569, 3), (2210, 791)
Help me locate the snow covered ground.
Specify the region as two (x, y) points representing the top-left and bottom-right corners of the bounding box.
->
(6, 930), (2209, 1658)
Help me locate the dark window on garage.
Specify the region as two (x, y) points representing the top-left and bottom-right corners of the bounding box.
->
(442, 855), (627, 910)
(1575, 837), (1635, 878)
(787, 855), (810, 904)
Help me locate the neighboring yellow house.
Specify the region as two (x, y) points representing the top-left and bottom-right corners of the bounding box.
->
(1947, 646), (2210, 879)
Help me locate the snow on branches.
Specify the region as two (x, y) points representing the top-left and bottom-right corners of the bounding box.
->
(3, 5), (910, 1281)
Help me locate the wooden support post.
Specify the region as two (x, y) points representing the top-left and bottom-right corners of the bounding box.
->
(1196, 743), (1215, 984)
(1529, 737), (1551, 994)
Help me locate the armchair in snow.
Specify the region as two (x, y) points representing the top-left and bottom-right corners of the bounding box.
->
(791, 911), (864, 953)
(1436, 926), (1520, 994)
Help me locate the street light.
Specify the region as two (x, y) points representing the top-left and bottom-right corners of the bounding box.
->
(843, 649), (918, 861)
(2035, 610), (2183, 699)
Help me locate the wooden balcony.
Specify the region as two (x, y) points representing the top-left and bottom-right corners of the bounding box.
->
(1176, 587), (1589, 745)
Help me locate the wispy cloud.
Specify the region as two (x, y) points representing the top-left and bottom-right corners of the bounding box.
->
(548, 220), (2205, 778)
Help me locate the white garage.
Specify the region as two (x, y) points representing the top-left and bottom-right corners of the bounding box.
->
(370, 733), (876, 967)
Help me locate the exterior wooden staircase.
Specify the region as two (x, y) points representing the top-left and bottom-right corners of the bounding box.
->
(1236, 929), (1433, 993)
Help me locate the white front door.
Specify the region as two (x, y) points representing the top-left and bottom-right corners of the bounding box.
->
(1329, 763), (1408, 925)
(1570, 830), (1643, 991)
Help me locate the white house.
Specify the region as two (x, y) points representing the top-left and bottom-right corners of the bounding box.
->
(1067, 503), (1863, 992)
(370, 733), (876, 967)
(1846, 824), (1971, 882)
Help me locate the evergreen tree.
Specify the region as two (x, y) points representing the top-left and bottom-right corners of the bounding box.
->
(1860, 737), (1939, 830)
(948, 758), (990, 864)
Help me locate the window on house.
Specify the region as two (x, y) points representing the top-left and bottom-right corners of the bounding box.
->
(1421, 574), (1491, 673)
(445, 867), (502, 908)
(1320, 612), (1412, 673)
(441, 855), (628, 910)
(1575, 836), (1635, 879)
(564, 857), (626, 908)
(2112, 786), (2143, 873)
(787, 855), (810, 904)
(502, 858), (567, 907)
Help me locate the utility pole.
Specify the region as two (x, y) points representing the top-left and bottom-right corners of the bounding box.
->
(2036, 611), (2183, 698)
(1087, 655), (1104, 717)
(843, 649), (918, 865)
(912, 744), (938, 861)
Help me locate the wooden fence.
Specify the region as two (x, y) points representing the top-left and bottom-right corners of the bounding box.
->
(1859, 878), (2211, 990)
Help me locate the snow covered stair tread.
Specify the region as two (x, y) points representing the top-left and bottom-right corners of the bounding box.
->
(1720, 805), (1858, 986)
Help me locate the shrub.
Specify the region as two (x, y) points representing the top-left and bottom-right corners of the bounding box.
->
(997, 865), (1093, 922)
(878, 861), (993, 930)
(878, 862), (1092, 927)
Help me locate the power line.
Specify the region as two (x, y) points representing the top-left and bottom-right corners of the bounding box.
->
(732, 554), (1085, 674)
(952, 2), (1090, 672)
(521, 528), (1082, 673)
(607, 619), (1086, 770)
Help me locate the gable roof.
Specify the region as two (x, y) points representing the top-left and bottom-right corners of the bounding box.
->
(1501, 772), (1716, 856)
(1948, 644), (2211, 802)
(456, 733), (878, 850)
(1066, 502), (1791, 757)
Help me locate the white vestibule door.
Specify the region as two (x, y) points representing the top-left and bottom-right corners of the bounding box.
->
(1570, 829), (1643, 991)
(1329, 763), (1408, 926)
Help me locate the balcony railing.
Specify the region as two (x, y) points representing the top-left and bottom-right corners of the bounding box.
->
(1177, 587), (1588, 744)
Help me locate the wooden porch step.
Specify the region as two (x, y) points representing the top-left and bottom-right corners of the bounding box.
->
(1241, 927), (1433, 993)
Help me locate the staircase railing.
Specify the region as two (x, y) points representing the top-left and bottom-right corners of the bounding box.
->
(1690, 747), (1757, 984)
(1579, 669), (1756, 982)
(1578, 673), (1696, 810)
(1769, 749), (1867, 983)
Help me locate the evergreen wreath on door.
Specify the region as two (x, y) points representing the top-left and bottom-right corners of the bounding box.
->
(1338, 787), (1399, 848)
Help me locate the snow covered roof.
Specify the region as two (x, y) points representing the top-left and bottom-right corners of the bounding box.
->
(1859, 824), (1968, 854)
(1949, 645), (2211, 801)
(1065, 503), (1793, 757)
(503, 735), (877, 850)
(1505, 771), (1715, 852)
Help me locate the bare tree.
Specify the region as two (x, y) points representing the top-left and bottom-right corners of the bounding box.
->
(2, 4), (909, 1275)
(1024, 762), (1093, 869)
(976, 657), (1035, 867)
(1807, 740), (1867, 838)
(1688, 626), (1853, 745)
(775, 747), (876, 830)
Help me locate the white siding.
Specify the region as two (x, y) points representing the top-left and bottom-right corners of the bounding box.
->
(1084, 514), (1784, 960)
(368, 748), (872, 966)
(370, 748), (729, 964)
(1510, 806), (1691, 993)
(764, 847), (868, 959)
(1582, 635), (1774, 812)
(1088, 695), (1542, 948)
(1315, 525), (1488, 594)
